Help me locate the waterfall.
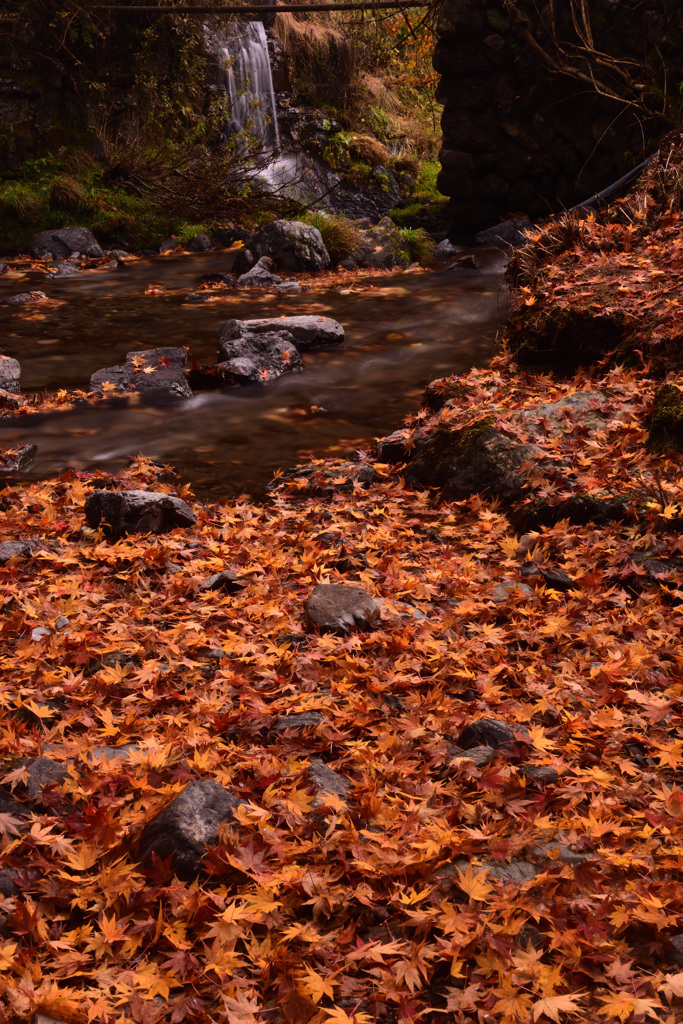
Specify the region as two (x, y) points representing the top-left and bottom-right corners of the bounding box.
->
(209, 20), (281, 158)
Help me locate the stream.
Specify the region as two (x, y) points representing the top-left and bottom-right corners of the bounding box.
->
(0, 249), (508, 499)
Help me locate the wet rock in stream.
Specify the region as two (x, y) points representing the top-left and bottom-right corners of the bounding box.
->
(236, 255), (285, 289)
(3, 291), (47, 305)
(249, 219), (330, 271)
(44, 260), (80, 278)
(222, 315), (344, 350)
(90, 346), (192, 399)
(0, 355), (21, 395)
(217, 321), (303, 382)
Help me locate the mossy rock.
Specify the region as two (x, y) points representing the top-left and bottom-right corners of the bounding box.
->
(647, 384), (683, 452)
(509, 493), (631, 532)
(507, 306), (629, 370)
(406, 418), (548, 502)
(422, 377), (471, 412)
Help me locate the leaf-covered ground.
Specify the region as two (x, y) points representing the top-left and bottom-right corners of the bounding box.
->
(2, 346), (683, 1023)
(505, 134), (683, 373)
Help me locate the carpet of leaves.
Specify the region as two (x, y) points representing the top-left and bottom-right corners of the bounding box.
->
(506, 132), (683, 369)
(1, 356), (683, 1024)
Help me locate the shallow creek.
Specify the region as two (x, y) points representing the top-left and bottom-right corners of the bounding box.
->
(0, 249), (508, 499)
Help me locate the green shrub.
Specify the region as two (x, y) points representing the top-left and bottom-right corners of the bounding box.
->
(397, 227), (436, 266)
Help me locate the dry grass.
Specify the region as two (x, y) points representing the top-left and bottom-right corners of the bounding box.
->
(348, 133), (389, 166)
(48, 174), (87, 212)
(359, 72), (402, 114)
(507, 213), (595, 288)
(635, 129), (683, 216)
(272, 11), (346, 53)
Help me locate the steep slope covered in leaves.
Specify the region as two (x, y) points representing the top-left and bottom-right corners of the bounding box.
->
(1, 352), (683, 1022)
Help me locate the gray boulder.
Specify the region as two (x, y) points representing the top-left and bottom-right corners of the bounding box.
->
(251, 220), (330, 272)
(31, 226), (103, 259)
(90, 346), (192, 399)
(44, 260), (80, 278)
(490, 581), (536, 603)
(307, 758), (350, 811)
(220, 315), (343, 351)
(457, 718), (516, 749)
(273, 711), (326, 731)
(483, 859), (538, 884)
(523, 765), (560, 785)
(236, 255), (284, 288)
(434, 238), (459, 260)
(0, 791), (31, 832)
(189, 232), (213, 251)
(0, 540), (38, 563)
(85, 489), (197, 538)
(376, 429), (410, 464)
(447, 744), (496, 769)
(18, 756), (67, 801)
(305, 583), (380, 635)
(137, 779), (241, 878)
(217, 324), (303, 383)
(198, 569), (245, 594)
(0, 355), (21, 394)
(475, 217), (532, 249)
(350, 217), (405, 269)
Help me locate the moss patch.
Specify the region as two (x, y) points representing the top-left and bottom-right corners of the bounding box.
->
(647, 384), (683, 453)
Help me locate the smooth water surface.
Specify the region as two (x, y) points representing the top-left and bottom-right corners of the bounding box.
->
(0, 250), (508, 498)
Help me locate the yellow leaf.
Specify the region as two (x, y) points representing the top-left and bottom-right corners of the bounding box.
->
(456, 863), (493, 902)
(63, 845), (100, 872)
(0, 943), (18, 971)
(659, 971), (683, 1002)
(299, 965), (337, 1004)
(324, 1007), (372, 1024)
(395, 886), (433, 906)
(532, 992), (586, 1022)
(597, 993), (662, 1020)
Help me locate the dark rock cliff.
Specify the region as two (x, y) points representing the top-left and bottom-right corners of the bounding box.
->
(434, 0), (683, 228)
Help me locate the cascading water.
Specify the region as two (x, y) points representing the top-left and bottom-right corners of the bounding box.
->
(203, 19), (338, 200)
(209, 20), (281, 157)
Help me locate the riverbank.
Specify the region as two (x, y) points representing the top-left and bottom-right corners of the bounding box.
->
(2, 158), (683, 1022)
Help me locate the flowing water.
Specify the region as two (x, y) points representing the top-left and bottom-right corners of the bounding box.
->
(207, 19), (281, 156)
(0, 251), (508, 499)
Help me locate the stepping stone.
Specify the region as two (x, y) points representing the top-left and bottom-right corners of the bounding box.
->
(305, 583), (380, 635)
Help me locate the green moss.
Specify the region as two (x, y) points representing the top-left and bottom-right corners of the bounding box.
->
(397, 226), (436, 266)
(647, 384), (683, 452)
(506, 306), (628, 370)
(424, 419), (494, 480)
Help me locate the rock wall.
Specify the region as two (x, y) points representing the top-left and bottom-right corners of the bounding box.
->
(434, 0), (683, 228)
